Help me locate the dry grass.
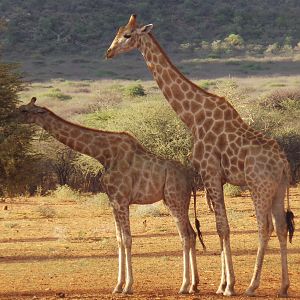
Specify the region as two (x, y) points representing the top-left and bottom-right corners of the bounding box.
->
(20, 75), (300, 125)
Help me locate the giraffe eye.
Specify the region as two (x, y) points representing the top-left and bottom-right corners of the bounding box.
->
(123, 34), (131, 39)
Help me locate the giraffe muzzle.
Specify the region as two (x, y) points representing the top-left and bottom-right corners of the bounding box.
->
(106, 48), (114, 59)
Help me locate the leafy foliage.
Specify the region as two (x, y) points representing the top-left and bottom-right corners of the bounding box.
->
(0, 0), (299, 56)
(44, 88), (72, 101)
(82, 98), (192, 165)
(223, 184), (243, 197)
(124, 83), (146, 97)
(50, 184), (81, 201)
(0, 61), (40, 196)
(260, 89), (300, 110)
(37, 205), (56, 218)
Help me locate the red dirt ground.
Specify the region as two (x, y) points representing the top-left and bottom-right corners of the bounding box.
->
(0, 188), (299, 300)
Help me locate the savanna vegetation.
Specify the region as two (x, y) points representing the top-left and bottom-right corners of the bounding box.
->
(0, 0), (299, 197)
(1, 0), (300, 57)
(0, 75), (298, 197)
(0, 2), (299, 299)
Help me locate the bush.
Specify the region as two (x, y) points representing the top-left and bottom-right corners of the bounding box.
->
(44, 88), (72, 100)
(51, 184), (81, 201)
(0, 61), (40, 196)
(224, 34), (244, 48)
(84, 193), (110, 208)
(124, 83), (146, 97)
(276, 131), (300, 183)
(224, 184), (243, 197)
(265, 43), (280, 55)
(82, 99), (192, 165)
(260, 88), (300, 110)
(37, 205), (56, 218)
(134, 203), (168, 217)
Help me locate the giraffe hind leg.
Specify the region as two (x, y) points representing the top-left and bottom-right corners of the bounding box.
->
(165, 194), (191, 294)
(245, 212), (273, 296)
(272, 180), (290, 297)
(245, 184), (275, 297)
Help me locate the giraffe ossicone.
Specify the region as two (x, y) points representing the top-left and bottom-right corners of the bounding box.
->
(106, 14), (295, 297)
(16, 97), (206, 295)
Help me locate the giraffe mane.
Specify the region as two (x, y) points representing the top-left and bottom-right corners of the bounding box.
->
(38, 106), (148, 152)
(147, 33), (241, 112)
(148, 33), (215, 97)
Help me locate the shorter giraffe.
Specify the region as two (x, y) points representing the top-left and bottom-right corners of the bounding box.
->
(15, 97), (205, 295)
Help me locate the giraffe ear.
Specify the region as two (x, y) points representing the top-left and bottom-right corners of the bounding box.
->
(137, 24), (153, 34)
(30, 97), (37, 105)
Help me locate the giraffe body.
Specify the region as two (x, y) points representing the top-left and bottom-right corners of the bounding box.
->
(106, 15), (294, 297)
(16, 97), (205, 294)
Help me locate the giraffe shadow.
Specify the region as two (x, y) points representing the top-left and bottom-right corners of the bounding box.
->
(1, 247), (300, 265)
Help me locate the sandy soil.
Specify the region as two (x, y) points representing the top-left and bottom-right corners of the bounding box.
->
(0, 188), (299, 300)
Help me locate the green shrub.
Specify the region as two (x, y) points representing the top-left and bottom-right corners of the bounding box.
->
(260, 88), (300, 110)
(84, 193), (110, 208)
(37, 205), (56, 218)
(224, 184), (242, 197)
(124, 83), (146, 97)
(198, 80), (216, 90)
(51, 184), (81, 201)
(82, 99), (192, 165)
(44, 88), (72, 100)
(134, 203), (168, 217)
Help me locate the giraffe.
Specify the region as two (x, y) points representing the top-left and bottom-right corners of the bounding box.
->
(15, 97), (206, 295)
(106, 15), (295, 297)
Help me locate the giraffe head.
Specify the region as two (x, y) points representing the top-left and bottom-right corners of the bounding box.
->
(106, 14), (153, 59)
(16, 97), (48, 124)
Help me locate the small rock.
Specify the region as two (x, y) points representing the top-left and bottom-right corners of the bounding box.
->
(3, 205), (8, 210)
(56, 292), (65, 298)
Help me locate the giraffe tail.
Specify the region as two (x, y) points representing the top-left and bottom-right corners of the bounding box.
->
(286, 185), (295, 243)
(284, 161), (295, 243)
(193, 186), (206, 251)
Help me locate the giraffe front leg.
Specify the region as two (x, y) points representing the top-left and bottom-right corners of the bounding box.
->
(216, 250), (227, 294)
(121, 207), (133, 294)
(208, 185), (235, 296)
(173, 217), (190, 294)
(179, 235), (191, 294)
(188, 222), (200, 294)
(112, 208), (125, 293)
(221, 234), (235, 296)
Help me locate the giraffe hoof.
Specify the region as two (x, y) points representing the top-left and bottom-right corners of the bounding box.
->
(223, 287), (236, 296)
(113, 283), (123, 294)
(216, 285), (226, 294)
(277, 292), (288, 298)
(245, 288), (256, 297)
(189, 285), (200, 294)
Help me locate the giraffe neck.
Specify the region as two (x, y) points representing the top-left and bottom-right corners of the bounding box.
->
(33, 110), (119, 168)
(137, 33), (242, 131)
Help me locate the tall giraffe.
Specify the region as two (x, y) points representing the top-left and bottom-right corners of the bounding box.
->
(16, 97), (206, 295)
(106, 15), (295, 297)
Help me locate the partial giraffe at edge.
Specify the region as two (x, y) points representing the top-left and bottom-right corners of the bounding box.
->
(15, 97), (206, 295)
(106, 14), (295, 297)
